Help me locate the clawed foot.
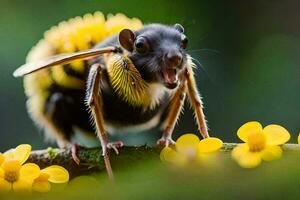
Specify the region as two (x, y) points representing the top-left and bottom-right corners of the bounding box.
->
(71, 144), (81, 165)
(157, 136), (176, 147)
(106, 141), (124, 155)
(101, 140), (123, 181)
(200, 127), (209, 138)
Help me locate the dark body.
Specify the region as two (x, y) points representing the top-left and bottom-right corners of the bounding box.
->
(22, 13), (200, 151)
(44, 31), (172, 141)
(20, 13), (208, 177)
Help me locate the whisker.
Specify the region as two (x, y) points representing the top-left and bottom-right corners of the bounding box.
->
(191, 57), (206, 71)
(187, 48), (221, 55)
(190, 56), (216, 86)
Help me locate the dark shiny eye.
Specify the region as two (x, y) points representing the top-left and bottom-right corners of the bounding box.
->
(134, 37), (149, 53)
(181, 36), (188, 49)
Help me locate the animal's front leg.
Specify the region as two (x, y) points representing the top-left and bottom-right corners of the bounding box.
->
(185, 66), (209, 138)
(158, 81), (187, 146)
(86, 63), (123, 181)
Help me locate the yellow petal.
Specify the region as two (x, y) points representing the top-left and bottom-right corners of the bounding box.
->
(160, 147), (187, 165)
(160, 147), (174, 162)
(0, 167), (4, 178)
(298, 133), (300, 144)
(20, 163), (40, 180)
(263, 125), (290, 145)
(12, 178), (32, 192)
(237, 121), (263, 142)
(160, 147), (178, 162)
(2, 160), (21, 172)
(41, 165), (69, 183)
(261, 145), (282, 161)
(33, 181), (51, 193)
(3, 150), (14, 160)
(0, 153), (4, 165)
(176, 133), (200, 153)
(198, 137), (223, 153)
(232, 144), (262, 168)
(231, 144), (248, 160)
(14, 144), (32, 164)
(237, 151), (261, 168)
(0, 178), (11, 193)
(35, 172), (50, 182)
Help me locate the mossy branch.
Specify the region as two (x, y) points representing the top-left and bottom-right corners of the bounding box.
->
(27, 143), (300, 177)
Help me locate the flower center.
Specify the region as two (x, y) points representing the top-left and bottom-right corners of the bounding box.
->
(2, 160), (21, 183)
(247, 131), (266, 152)
(4, 170), (20, 182)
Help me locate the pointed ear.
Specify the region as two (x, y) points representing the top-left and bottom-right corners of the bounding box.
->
(174, 23), (184, 33)
(119, 29), (136, 52)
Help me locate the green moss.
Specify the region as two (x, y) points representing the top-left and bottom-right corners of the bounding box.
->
(47, 147), (59, 159)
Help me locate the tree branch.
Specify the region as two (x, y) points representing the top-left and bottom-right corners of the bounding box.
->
(27, 143), (300, 177)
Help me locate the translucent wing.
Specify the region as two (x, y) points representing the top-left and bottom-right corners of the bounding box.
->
(13, 46), (118, 77)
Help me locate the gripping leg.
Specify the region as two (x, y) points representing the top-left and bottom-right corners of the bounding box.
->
(185, 66), (209, 138)
(86, 63), (116, 180)
(158, 81), (187, 146)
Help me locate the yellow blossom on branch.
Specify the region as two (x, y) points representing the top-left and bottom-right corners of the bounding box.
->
(0, 144), (70, 193)
(160, 134), (223, 166)
(232, 121), (290, 168)
(33, 165), (69, 193)
(0, 144), (40, 192)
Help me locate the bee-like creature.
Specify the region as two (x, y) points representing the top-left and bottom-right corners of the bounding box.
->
(14, 12), (209, 179)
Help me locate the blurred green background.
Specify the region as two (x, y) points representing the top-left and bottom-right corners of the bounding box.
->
(1, 0), (300, 150)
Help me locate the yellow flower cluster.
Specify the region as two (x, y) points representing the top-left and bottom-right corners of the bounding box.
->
(160, 134), (223, 166)
(160, 121), (294, 169)
(0, 144), (69, 193)
(232, 121), (290, 168)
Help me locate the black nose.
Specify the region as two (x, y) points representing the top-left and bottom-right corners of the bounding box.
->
(165, 50), (182, 67)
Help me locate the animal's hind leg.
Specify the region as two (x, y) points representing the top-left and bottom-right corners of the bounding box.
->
(86, 63), (118, 181)
(44, 92), (81, 164)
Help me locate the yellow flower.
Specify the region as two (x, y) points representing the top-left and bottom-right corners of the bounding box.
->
(232, 121), (290, 168)
(0, 144), (40, 192)
(298, 133), (300, 144)
(160, 134), (223, 166)
(33, 165), (69, 193)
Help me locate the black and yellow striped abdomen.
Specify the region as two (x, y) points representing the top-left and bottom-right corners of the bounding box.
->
(24, 12), (143, 142)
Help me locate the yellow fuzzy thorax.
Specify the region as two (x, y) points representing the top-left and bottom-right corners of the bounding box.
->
(24, 12), (143, 120)
(107, 55), (149, 107)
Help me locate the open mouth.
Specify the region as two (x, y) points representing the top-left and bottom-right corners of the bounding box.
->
(161, 68), (178, 89)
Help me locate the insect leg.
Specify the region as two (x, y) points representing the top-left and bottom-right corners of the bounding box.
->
(185, 66), (209, 138)
(158, 81), (187, 146)
(86, 63), (114, 181)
